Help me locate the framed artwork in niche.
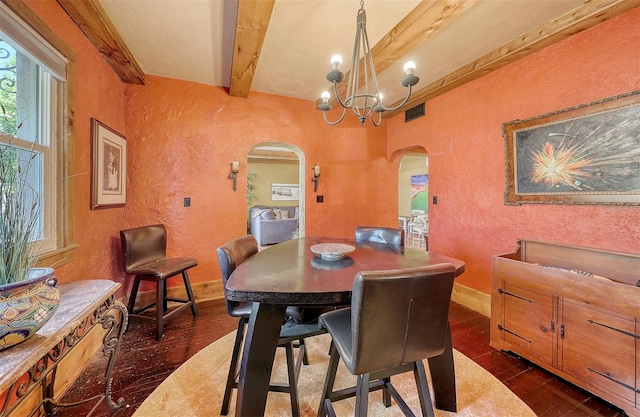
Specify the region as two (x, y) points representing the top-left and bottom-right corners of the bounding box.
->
(271, 184), (299, 201)
(91, 118), (127, 209)
(410, 174), (428, 213)
(503, 91), (640, 205)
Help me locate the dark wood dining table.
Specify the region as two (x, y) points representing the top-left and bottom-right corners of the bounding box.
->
(225, 236), (466, 417)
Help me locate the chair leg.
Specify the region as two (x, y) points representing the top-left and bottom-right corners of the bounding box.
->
(414, 360), (435, 417)
(127, 277), (141, 314)
(382, 377), (392, 407)
(317, 342), (340, 417)
(182, 270), (198, 316)
(221, 317), (247, 415)
(162, 280), (168, 312)
(299, 338), (309, 365)
(155, 281), (164, 341)
(355, 373), (370, 417)
(284, 342), (300, 417)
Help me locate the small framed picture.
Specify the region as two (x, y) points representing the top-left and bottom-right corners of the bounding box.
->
(91, 118), (127, 209)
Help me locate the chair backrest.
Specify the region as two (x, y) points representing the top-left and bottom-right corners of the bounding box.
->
(354, 226), (405, 247)
(120, 224), (167, 274)
(216, 235), (259, 315)
(350, 263), (456, 375)
(411, 215), (428, 233)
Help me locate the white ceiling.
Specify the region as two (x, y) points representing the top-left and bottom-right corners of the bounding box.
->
(99, 0), (596, 105)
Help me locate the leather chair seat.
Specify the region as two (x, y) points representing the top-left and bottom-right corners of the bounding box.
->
(128, 257), (198, 279)
(318, 308), (354, 367)
(228, 301), (301, 322)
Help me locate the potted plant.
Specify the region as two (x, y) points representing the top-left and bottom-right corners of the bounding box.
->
(0, 107), (60, 351)
(247, 172), (258, 206)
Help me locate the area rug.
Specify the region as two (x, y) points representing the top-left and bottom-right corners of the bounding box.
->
(132, 332), (536, 416)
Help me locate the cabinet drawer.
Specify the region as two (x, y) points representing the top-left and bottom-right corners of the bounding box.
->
(500, 283), (555, 366)
(561, 299), (636, 404)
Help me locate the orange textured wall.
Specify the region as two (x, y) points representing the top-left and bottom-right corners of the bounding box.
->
(123, 78), (395, 287)
(387, 8), (640, 294)
(24, 0), (640, 299)
(24, 0), (127, 284)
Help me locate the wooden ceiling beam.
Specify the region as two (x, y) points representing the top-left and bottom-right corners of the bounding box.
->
(229, 0), (276, 98)
(383, 0), (640, 118)
(317, 0), (480, 108)
(56, 0), (144, 85)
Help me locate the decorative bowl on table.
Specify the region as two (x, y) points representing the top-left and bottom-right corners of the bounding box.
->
(311, 256), (355, 270)
(310, 243), (356, 261)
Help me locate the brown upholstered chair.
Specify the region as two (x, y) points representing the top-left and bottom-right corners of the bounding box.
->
(217, 234), (325, 417)
(355, 226), (405, 248)
(317, 263), (457, 417)
(120, 224), (198, 341)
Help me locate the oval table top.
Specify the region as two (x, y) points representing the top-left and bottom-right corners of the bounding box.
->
(226, 236), (466, 306)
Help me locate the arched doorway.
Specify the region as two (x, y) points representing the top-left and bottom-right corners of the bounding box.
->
(397, 151), (428, 249)
(246, 143), (306, 245)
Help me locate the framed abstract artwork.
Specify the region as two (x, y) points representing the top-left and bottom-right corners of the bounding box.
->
(503, 91), (640, 205)
(91, 118), (127, 209)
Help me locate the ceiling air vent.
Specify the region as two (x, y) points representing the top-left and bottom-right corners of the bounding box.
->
(405, 103), (425, 122)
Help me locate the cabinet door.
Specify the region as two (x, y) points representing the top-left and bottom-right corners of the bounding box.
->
(500, 283), (556, 366)
(561, 299), (636, 405)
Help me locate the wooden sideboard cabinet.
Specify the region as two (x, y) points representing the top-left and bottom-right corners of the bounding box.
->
(490, 239), (640, 417)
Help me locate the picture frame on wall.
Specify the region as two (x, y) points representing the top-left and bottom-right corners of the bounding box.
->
(91, 118), (127, 209)
(271, 183), (299, 201)
(503, 91), (640, 206)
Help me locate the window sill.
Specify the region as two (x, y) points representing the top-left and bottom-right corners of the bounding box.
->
(36, 244), (79, 270)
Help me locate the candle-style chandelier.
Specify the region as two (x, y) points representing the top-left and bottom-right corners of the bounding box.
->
(317, 0), (420, 126)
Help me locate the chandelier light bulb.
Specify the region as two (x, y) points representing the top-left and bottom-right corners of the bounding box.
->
(403, 61), (416, 75)
(331, 55), (343, 70)
(321, 91), (330, 103)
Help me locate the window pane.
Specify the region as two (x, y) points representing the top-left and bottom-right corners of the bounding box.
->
(0, 40), (18, 135)
(0, 142), (42, 241)
(0, 39), (39, 143)
(1, 36), (50, 248)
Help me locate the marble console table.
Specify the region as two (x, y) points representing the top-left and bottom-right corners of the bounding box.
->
(0, 279), (128, 417)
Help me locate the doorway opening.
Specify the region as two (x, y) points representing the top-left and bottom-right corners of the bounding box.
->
(398, 152), (428, 249)
(246, 143), (305, 247)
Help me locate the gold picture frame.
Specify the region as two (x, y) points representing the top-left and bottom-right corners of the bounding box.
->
(503, 91), (640, 205)
(91, 118), (127, 209)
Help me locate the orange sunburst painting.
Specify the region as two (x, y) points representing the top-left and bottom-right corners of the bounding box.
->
(514, 104), (640, 195)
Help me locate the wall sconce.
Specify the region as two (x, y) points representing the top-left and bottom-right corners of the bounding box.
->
(311, 164), (320, 192)
(229, 160), (239, 192)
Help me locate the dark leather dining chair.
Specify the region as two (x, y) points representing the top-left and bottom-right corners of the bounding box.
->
(120, 224), (198, 341)
(317, 263), (457, 417)
(355, 226), (405, 247)
(217, 234), (325, 417)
